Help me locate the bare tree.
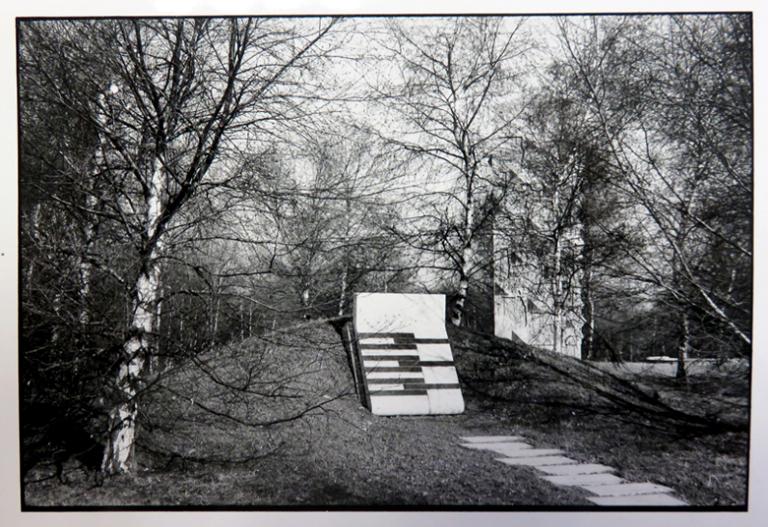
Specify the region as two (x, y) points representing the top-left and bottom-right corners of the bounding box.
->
(19, 17), (340, 475)
(555, 15), (751, 373)
(372, 17), (529, 326)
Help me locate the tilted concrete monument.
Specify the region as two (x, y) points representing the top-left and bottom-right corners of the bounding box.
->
(353, 292), (465, 415)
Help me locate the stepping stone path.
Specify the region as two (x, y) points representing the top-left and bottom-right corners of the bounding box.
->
(459, 435), (687, 506)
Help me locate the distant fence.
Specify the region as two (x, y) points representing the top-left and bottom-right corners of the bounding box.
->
(592, 358), (749, 378)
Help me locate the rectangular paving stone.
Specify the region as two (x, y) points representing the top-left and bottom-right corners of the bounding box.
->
(583, 482), (674, 497)
(537, 463), (615, 476)
(543, 473), (625, 487)
(491, 447), (563, 457)
(461, 436), (524, 443)
(588, 494), (687, 506)
(496, 456), (577, 467)
(459, 442), (532, 452)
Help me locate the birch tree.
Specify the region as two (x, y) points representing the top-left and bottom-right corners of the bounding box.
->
(19, 17), (340, 475)
(373, 17), (528, 326)
(556, 15), (752, 370)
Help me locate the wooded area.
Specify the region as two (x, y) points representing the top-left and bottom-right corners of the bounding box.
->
(19, 14), (751, 486)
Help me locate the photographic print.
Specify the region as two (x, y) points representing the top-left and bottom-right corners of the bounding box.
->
(16, 11), (752, 512)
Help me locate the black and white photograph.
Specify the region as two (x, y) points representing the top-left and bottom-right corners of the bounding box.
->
(10, 2), (760, 521)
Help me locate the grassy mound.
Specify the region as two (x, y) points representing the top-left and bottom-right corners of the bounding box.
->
(23, 320), (749, 508)
(137, 320), (359, 468)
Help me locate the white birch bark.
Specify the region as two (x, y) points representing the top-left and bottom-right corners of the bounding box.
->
(102, 159), (165, 474)
(451, 171), (475, 327)
(551, 182), (562, 354)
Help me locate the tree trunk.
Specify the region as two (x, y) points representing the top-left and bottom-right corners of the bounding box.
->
(451, 170), (475, 327)
(102, 160), (165, 475)
(338, 194), (351, 317)
(580, 221), (594, 360)
(551, 184), (562, 354)
(338, 263), (348, 317)
(676, 311), (689, 382)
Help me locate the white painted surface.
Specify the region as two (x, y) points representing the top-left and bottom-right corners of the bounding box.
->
(368, 384), (404, 391)
(427, 388), (464, 414)
(370, 394), (430, 415)
(354, 292), (464, 415)
(421, 366), (459, 385)
(355, 293), (448, 339)
(361, 348), (419, 356)
(363, 360), (400, 368)
(367, 371), (424, 379)
(417, 343), (454, 361)
(359, 337), (395, 345)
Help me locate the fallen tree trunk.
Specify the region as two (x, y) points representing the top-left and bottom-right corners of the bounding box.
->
(448, 326), (748, 434)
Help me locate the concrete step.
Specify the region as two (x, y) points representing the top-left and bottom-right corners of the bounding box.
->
(588, 493), (687, 506)
(496, 456), (577, 467)
(582, 482), (674, 497)
(460, 435), (525, 443)
(542, 473), (625, 487)
(537, 463), (615, 476)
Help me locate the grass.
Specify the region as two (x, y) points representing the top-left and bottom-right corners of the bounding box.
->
(22, 321), (749, 508)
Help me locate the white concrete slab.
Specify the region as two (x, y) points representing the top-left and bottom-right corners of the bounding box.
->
(368, 384), (404, 392)
(460, 442), (532, 451)
(461, 436), (525, 443)
(359, 337), (395, 345)
(536, 463), (615, 476)
(421, 366), (459, 384)
(417, 344), (454, 361)
(588, 494), (687, 506)
(543, 473), (625, 487)
(363, 360), (400, 368)
(354, 292), (464, 415)
(355, 293), (447, 338)
(496, 456), (578, 467)
(370, 394), (430, 415)
(366, 371), (424, 379)
(361, 348), (419, 357)
(493, 447), (563, 457)
(582, 482), (675, 497)
(427, 388), (464, 414)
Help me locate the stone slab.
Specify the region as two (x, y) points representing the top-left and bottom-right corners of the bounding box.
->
(582, 482), (674, 497)
(491, 447), (563, 457)
(496, 456), (577, 467)
(427, 388), (465, 414)
(355, 292), (447, 338)
(536, 463), (616, 476)
(459, 442), (532, 452)
(354, 292), (464, 415)
(543, 473), (625, 487)
(461, 436), (525, 443)
(588, 494), (687, 506)
(369, 394), (430, 415)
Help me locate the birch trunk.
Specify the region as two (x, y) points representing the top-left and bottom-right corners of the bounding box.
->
(102, 160), (165, 475)
(580, 220), (594, 360)
(338, 194), (351, 317)
(676, 311), (689, 382)
(450, 172), (475, 327)
(551, 184), (562, 354)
